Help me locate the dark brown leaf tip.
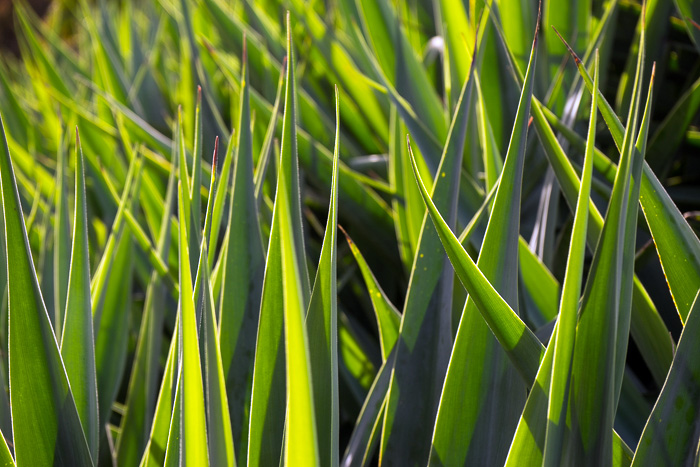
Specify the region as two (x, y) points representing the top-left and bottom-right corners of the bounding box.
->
(551, 26), (581, 65)
(338, 224), (354, 246)
(212, 136), (219, 172)
(75, 126), (80, 146)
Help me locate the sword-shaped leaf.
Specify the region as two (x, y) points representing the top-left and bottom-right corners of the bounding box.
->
(428, 20), (537, 465)
(60, 129), (99, 462)
(0, 114), (93, 466)
(306, 86), (341, 467)
(247, 14), (312, 466)
(218, 38), (265, 466)
(631, 288), (700, 466)
(379, 36), (476, 466)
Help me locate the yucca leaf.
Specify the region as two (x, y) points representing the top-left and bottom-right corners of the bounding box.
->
(529, 62), (673, 387)
(53, 130), (70, 332)
(555, 29), (700, 326)
(279, 15), (319, 464)
(218, 39), (265, 466)
(388, 106), (425, 271)
(341, 227), (400, 361)
(248, 15), (312, 466)
(176, 181), (210, 465)
(60, 129), (99, 462)
(306, 86), (341, 467)
(354, 0), (446, 144)
(380, 34), (475, 465)
(254, 56), (285, 201)
(428, 19), (538, 464)
(1, 114), (93, 466)
(193, 138), (236, 466)
(564, 23), (646, 463)
(543, 53), (599, 467)
(197, 237), (235, 466)
(631, 288), (700, 466)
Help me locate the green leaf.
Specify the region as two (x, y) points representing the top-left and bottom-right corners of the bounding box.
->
(60, 129), (99, 462)
(380, 37), (475, 465)
(0, 114), (93, 466)
(247, 15), (312, 466)
(543, 53), (599, 467)
(195, 138), (236, 466)
(306, 86), (340, 467)
(279, 15), (319, 465)
(254, 56), (285, 201)
(341, 227), (400, 361)
(429, 23), (537, 465)
(176, 181), (210, 466)
(53, 130), (70, 333)
(218, 40), (266, 466)
(631, 288), (700, 466)
(530, 64), (673, 387)
(565, 25), (646, 463)
(0, 428), (13, 466)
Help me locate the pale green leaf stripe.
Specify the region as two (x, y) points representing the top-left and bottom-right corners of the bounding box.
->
(543, 54), (599, 467)
(561, 33), (700, 324)
(381, 37), (475, 465)
(219, 40), (265, 466)
(60, 129), (99, 462)
(306, 86), (341, 467)
(177, 182), (210, 466)
(631, 288), (700, 466)
(341, 227), (400, 362)
(1, 114), (93, 466)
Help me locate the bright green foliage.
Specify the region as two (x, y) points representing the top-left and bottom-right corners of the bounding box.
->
(0, 0), (698, 466)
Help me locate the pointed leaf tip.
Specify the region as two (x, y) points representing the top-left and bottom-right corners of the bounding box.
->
(551, 26), (581, 65)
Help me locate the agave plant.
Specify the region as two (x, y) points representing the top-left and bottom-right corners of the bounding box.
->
(0, 0), (698, 465)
